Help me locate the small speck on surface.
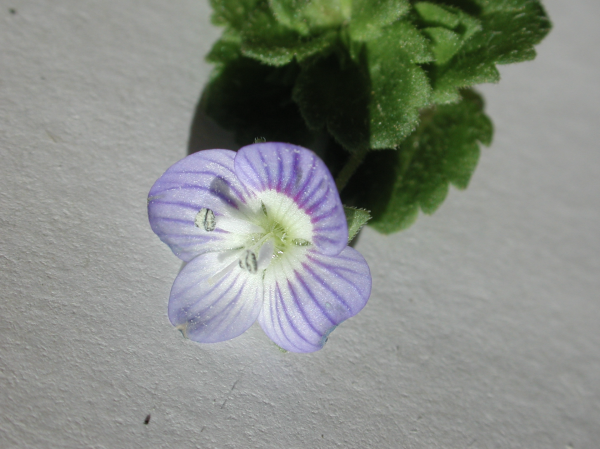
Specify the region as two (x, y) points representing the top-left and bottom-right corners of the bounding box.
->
(9, 8), (17, 14)
(144, 414), (151, 425)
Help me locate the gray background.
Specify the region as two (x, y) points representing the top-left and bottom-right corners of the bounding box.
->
(1, 0), (598, 447)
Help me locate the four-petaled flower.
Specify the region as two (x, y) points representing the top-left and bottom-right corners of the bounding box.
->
(148, 142), (371, 352)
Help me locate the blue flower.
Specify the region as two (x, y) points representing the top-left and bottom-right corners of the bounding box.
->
(148, 142), (371, 352)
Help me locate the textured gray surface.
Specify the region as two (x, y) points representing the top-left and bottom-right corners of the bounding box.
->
(1, 0), (599, 448)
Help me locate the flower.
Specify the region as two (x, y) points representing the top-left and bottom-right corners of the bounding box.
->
(148, 142), (371, 352)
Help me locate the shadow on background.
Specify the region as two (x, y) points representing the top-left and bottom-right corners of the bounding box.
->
(187, 104), (239, 156)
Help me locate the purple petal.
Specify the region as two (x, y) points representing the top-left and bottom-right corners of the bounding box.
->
(148, 150), (255, 261)
(234, 142), (348, 256)
(258, 247), (371, 352)
(169, 251), (263, 343)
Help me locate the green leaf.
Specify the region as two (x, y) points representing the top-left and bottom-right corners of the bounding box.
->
(370, 20), (434, 64)
(414, 2), (482, 67)
(428, 0), (551, 103)
(293, 51), (370, 152)
(464, 0), (551, 65)
(293, 33), (431, 153)
(422, 27), (462, 65)
(344, 206), (371, 242)
(269, 0), (352, 35)
(342, 89), (493, 234)
(206, 29), (242, 64)
(414, 2), (460, 28)
(365, 35), (432, 149)
(201, 57), (317, 147)
(348, 0), (410, 41)
(210, 0), (262, 29)
(238, 1), (337, 66)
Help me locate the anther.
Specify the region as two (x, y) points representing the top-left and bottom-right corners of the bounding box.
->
(292, 238), (311, 246)
(195, 208), (216, 232)
(238, 250), (258, 273)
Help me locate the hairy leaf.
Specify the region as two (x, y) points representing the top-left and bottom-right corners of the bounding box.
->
(293, 29), (431, 153)
(238, 1), (338, 66)
(373, 20), (434, 64)
(344, 206), (371, 242)
(206, 29), (242, 64)
(427, 0), (551, 103)
(269, 0), (352, 35)
(349, 0), (410, 41)
(414, 2), (482, 66)
(342, 90), (493, 233)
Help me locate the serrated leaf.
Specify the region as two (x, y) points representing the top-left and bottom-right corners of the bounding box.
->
(201, 57), (316, 147)
(422, 27), (462, 64)
(414, 2), (461, 28)
(414, 2), (482, 66)
(342, 89), (493, 234)
(344, 206), (371, 242)
(269, 0), (352, 35)
(206, 29), (242, 64)
(239, 1), (337, 66)
(293, 36), (431, 153)
(348, 0), (410, 41)
(366, 36), (432, 149)
(371, 20), (434, 64)
(428, 0), (551, 103)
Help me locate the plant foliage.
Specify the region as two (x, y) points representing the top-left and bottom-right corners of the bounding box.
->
(202, 0), (550, 233)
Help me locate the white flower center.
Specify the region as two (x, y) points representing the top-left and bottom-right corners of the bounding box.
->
(240, 190), (313, 273)
(197, 189), (314, 276)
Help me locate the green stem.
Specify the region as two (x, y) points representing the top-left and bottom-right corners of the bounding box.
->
(335, 147), (369, 192)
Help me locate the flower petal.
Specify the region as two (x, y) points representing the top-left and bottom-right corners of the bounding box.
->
(148, 150), (256, 261)
(234, 142), (348, 256)
(169, 251), (264, 343)
(258, 247), (371, 352)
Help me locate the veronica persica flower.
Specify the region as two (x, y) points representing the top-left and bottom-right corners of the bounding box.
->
(148, 142), (371, 352)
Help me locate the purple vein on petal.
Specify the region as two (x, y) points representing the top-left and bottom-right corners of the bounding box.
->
(297, 177), (327, 210)
(301, 262), (353, 312)
(293, 270), (337, 325)
(292, 158), (317, 204)
(150, 184), (241, 209)
(288, 277), (324, 335)
(285, 150), (300, 194)
(271, 282), (295, 351)
(175, 268), (239, 314)
(153, 217), (193, 225)
(311, 208), (338, 222)
(313, 235), (340, 244)
(205, 277), (249, 333)
(304, 193), (329, 215)
(242, 152), (266, 191)
(274, 282), (314, 351)
(313, 223), (345, 232)
(155, 232), (224, 240)
(306, 253), (367, 280)
(276, 155), (284, 191)
(257, 151), (270, 189)
(150, 200), (202, 210)
(277, 282), (317, 348)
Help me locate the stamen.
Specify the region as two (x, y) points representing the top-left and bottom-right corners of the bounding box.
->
(195, 208), (216, 232)
(292, 238), (311, 246)
(239, 250), (258, 273)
